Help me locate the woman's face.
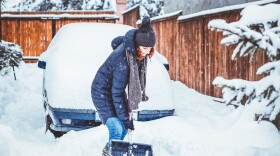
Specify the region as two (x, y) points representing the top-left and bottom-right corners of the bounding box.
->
(139, 46), (152, 56)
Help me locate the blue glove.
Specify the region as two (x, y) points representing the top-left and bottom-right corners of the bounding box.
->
(123, 119), (134, 130)
(142, 91), (149, 102)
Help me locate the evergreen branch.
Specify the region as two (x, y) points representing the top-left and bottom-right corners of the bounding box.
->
(249, 47), (258, 63)
(239, 41), (255, 57)
(266, 95), (278, 107)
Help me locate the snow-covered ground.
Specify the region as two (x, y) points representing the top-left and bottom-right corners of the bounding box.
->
(0, 63), (279, 156)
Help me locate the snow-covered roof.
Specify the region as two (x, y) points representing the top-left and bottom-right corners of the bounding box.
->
(1, 13), (119, 19)
(178, 0), (277, 21)
(122, 4), (140, 14)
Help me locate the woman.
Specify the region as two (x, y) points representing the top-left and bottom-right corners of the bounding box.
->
(91, 16), (156, 156)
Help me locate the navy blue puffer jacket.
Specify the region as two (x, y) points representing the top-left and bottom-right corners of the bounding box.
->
(91, 29), (138, 124)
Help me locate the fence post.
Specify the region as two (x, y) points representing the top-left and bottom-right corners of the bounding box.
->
(52, 19), (56, 38)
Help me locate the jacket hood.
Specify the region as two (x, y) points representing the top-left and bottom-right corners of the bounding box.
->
(111, 29), (138, 56)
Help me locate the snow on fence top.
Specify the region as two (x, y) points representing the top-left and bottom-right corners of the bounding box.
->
(178, 0), (277, 21)
(239, 4), (280, 25)
(122, 4), (140, 14)
(136, 10), (182, 24)
(1, 13), (119, 19)
(151, 10), (182, 21)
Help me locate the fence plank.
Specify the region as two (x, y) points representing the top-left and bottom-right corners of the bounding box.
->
(178, 22), (186, 83)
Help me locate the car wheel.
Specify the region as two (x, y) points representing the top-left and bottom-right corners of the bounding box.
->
(45, 115), (65, 138)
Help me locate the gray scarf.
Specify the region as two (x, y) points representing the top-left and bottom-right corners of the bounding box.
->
(126, 50), (148, 112)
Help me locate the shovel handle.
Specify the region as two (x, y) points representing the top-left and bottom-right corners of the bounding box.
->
(128, 113), (133, 143)
(128, 129), (132, 143)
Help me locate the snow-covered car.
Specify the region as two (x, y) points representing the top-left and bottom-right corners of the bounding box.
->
(38, 23), (175, 137)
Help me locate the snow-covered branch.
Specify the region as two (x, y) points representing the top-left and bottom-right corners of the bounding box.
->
(213, 77), (255, 106)
(257, 60), (280, 75)
(127, 0), (164, 18)
(209, 19), (280, 60)
(209, 3), (280, 122)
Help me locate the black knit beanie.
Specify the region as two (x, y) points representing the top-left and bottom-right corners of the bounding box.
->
(135, 16), (156, 47)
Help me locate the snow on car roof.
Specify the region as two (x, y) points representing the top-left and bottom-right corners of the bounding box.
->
(42, 22), (174, 110)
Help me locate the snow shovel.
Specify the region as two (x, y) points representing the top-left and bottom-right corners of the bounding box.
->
(110, 131), (153, 156)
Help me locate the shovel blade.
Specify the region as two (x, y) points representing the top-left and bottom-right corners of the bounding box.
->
(110, 140), (153, 156)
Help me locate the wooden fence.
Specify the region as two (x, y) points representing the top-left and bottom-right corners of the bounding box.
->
(122, 3), (274, 98)
(178, 11), (267, 97)
(1, 11), (118, 62)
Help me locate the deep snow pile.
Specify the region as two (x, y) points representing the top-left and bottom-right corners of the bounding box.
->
(0, 63), (279, 156)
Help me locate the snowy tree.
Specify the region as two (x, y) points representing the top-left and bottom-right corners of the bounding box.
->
(85, 0), (104, 10)
(126, 0), (164, 18)
(11, 0), (43, 11)
(0, 41), (23, 80)
(3, 0), (115, 11)
(1, 0), (7, 10)
(208, 4), (280, 122)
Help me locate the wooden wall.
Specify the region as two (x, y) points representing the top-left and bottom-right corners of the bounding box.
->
(1, 11), (117, 62)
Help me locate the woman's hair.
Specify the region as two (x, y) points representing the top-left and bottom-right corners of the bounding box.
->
(136, 47), (155, 61)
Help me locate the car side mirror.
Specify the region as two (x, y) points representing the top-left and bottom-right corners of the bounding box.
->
(163, 64), (169, 71)
(38, 60), (46, 69)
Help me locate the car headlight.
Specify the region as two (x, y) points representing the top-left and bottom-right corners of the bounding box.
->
(61, 119), (72, 125)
